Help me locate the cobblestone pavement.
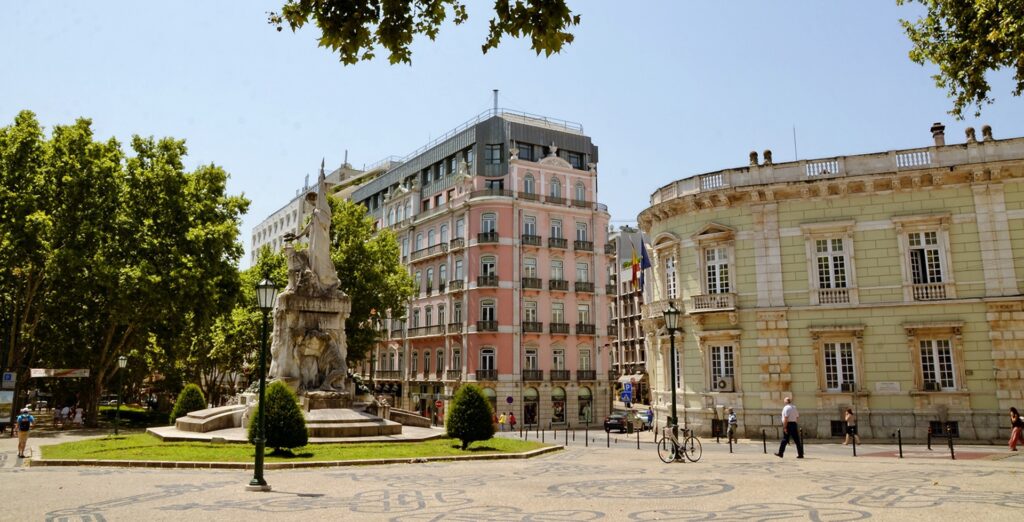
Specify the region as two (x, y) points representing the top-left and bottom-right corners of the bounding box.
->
(3, 430), (1022, 521)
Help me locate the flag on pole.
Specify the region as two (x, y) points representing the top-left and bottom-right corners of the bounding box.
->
(631, 246), (641, 290)
(631, 241), (652, 291)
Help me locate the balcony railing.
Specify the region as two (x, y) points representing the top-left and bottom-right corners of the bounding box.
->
(434, 369), (444, 380)
(912, 282), (949, 301)
(449, 237), (465, 250)
(546, 195), (566, 205)
(477, 274), (499, 287)
(548, 237), (568, 249)
(376, 370), (402, 380)
(408, 325), (445, 338)
(521, 234), (541, 246)
(522, 277), (542, 289)
(446, 370), (462, 380)
(522, 369), (544, 381)
(409, 242), (449, 262)
(477, 369), (498, 381)
(691, 293), (736, 312)
(550, 370), (570, 381)
(549, 322), (570, 334)
(549, 279), (569, 291)
(575, 281), (595, 293)
(447, 322), (464, 334)
(576, 323), (596, 335)
(478, 231), (499, 243)
(571, 198), (590, 208)
(573, 240), (594, 252)
(390, 328), (405, 338)
(607, 325), (617, 336)
(471, 188), (514, 199)
(817, 288), (850, 304)
(522, 321), (543, 333)
(448, 279), (464, 292)
(604, 243), (616, 255)
(606, 284), (617, 295)
(520, 191), (539, 201)
(576, 370), (597, 381)
(477, 320), (499, 332)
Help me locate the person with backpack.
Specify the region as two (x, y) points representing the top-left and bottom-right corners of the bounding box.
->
(727, 407), (739, 444)
(16, 407), (35, 458)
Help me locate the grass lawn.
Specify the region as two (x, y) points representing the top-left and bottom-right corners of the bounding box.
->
(41, 434), (549, 462)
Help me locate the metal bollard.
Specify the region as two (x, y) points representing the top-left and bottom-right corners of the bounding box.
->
(525, 427), (529, 441)
(607, 429), (610, 448)
(948, 429), (955, 460)
(542, 428), (545, 443)
(637, 428), (641, 450)
(729, 436), (733, 454)
(585, 424), (588, 447)
(852, 431), (857, 457)
(927, 426), (932, 450)
(565, 426), (569, 446)
(897, 429), (903, 459)
(762, 429), (767, 454)
(572, 423), (575, 442)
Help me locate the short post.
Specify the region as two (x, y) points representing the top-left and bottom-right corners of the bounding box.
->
(571, 422), (575, 442)
(565, 425), (568, 446)
(585, 424), (589, 447)
(897, 429), (903, 458)
(762, 429), (767, 454)
(637, 427), (640, 450)
(716, 422), (720, 444)
(947, 428), (955, 460)
(606, 429), (610, 448)
(927, 426), (932, 450)
(542, 427), (545, 443)
(728, 436), (733, 454)
(852, 431), (857, 457)
(524, 427), (529, 441)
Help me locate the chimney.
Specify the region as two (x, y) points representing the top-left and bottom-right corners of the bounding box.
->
(930, 122), (946, 146)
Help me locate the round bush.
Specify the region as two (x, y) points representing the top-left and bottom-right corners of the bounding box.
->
(248, 381), (308, 453)
(169, 384), (207, 424)
(445, 384), (495, 450)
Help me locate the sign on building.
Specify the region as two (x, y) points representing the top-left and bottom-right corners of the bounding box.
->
(29, 368), (90, 378)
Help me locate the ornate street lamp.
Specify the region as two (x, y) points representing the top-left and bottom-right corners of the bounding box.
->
(248, 278), (278, 492)
(114, 355), (128, 435)
(663, 302), (681, 441)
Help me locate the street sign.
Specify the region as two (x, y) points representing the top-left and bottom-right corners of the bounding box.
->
(1, 372), (14, 390)
(435, 400), (443, 409)
(30, 368), (90, 378)
(623, 382), (633, 394)
(506, 396), (513, 404)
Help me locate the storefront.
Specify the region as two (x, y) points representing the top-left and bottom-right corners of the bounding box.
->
(551, 386), (566, 424)
(577, 386), (593, 424)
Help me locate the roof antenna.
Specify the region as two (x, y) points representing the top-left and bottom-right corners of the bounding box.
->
(792, 125), (798, 161)
(493, 89), (499, 114)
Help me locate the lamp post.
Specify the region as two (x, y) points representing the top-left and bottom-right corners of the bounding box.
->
(248, 278), (278, 492)
(114, 355), (127, 435)
(663, 302), (681, 441)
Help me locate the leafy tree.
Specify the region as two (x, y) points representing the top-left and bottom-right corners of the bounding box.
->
(169, 383), (207, 424)
(899, 0), (1024, 118)
(329, 198), (414, 363)
(445, 384), (495, 450)
(268, 0), (581, 65)
(248, 380), (308, 453)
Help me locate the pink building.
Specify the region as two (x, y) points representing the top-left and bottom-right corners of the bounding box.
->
(353, 110), (614, 427)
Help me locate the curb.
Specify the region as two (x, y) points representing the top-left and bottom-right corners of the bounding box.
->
(28, 445), (563, 470)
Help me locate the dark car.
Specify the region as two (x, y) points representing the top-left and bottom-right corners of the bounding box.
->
(604, 412), (628, 433)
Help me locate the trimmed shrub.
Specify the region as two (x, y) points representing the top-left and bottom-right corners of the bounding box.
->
(248, 381), (308, 453)
(445, 384), (495, 450)
(169, 384), (207, 424)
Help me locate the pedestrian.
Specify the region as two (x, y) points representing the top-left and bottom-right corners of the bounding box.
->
(774, 397), (804, 458)
(498, 412), (507, 432)
(843, 408), (860, 445)
(60, 404), (71, 430)
(73, 405), (84, 426)
(1009, 407), (1024, 451)
(15, 407), (35, 458)
(508, 412), (516, 431)
(727, 407), (738, 443)
(646, 407), (654, 431)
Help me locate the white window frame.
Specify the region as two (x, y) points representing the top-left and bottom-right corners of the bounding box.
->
(551, 259), (564, 280)
(524, 301), (538, 322)
(551, 219), (563, 239)
(480, 299), (496, 322)
(697, 330), (741, 393)
(523, 257), (538, 278)
(524, 216), (537, 236)
(576, 262), (590, 283)
(665, 255), (678, 300)
(905, 322), (965, 392)
(802, 221), (859, 306)
(481, 212), (497, 233)
(575, 222), (588, 242)
(524, 174), (535, 194)
(481, 255), (496, 276)
(552, 302), (564, 323)
(525, 348), (538, 370)
(892, 214), (956, 302)
(810, 326), (866, 394)
(480, 348), (495, 371)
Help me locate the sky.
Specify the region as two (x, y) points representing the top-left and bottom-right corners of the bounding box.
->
(5, 1), (1024, 268)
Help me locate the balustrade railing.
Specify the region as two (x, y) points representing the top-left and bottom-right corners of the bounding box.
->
(912, 282), (948, 301)
(691, 293), (736, 312)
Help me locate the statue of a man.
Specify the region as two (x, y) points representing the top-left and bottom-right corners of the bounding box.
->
(295, 162), (340, 291)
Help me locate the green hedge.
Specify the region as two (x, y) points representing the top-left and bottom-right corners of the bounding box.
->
(248, 381), (308, 453)
(99, 406), (166, 428)
(169, 384), (207, 424)
(446, 384), (495, 450)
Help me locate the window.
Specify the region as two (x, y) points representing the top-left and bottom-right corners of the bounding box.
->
(815, 239), (849, 290)
(920, 339), (955, 390)
(578, 387), (592, 422)
(698, 330), (741, 393)
(823, 342), (855, 391)
(480, 299), (496, 322)
(575, 222), (588, 241)
(566, 151), (584, 169)
(428, 229), (436, 247)
(577, 304), (590, 324)
(401, 238), (409, 258)
(414, 271), (422, 293)
(551, 387), (566, 423)
(524, 257), (537, 277)
(574, 182), (585, 202)
(802, 221), (858, 305)
(553, 349), (565, 370)
(552, 302), (564, 323)
(455, 218), (465, 239)
(388, 208), (394, 225)
(411, 308), (420, 328)
(480, 348), (495, 370)
(551, 219), (562, 239)
(415, 233), (424, 251)
(423, 351), (431, 374)
(893, 214), (954, 301)
(576, 262), (590, 283)
(439, 264), (447, 284)
(550, 177), (562, 198)
(517, 143), (534, 161)
(709, 344), (735, 383)
(909, 232), (943, 284)
(551, 260), (564, 280)
(525, 349), (538, 370)
(465, 148), (474, 169)
(579, 349), (591, 370)
(426, 268), (434, 290)
(524, 216), (537, 235)
(424, 305), (432, 326)
(481, 255), (496, 276)
(453, 348), (461, 370)
(705, 247), (730, 294)
(440, 224), (449, 243)
(412, 351), (419, 373)
(485, 144), (502, 165)
(438, 304), (446, 325)
(453, 301), (462, 323)
(455, 259), (464, 279)
(665, 255), (678, 299)
(524, 301), (538, 322)
(481, 212), (496, 233)
(524, 174), (535, 194)
(437, 350), (444, 372)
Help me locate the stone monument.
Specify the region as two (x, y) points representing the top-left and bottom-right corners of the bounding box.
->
(270, 162), (351, 408)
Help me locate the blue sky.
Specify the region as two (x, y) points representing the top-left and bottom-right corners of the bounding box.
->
(5, 1), (1024, 267)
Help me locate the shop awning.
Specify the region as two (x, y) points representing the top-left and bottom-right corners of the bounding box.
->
(617, 373), (647, 384)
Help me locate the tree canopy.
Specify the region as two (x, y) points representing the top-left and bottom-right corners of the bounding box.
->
(899, 0), (1024, 118)
(268, 0), (581, 65)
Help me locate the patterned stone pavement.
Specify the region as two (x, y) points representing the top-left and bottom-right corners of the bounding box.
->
(3, 430), (1022, 521)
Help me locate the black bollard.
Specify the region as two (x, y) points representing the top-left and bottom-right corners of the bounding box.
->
(572, 423), (575, 442)
(585, 424), (588, 447)
(637, 428), (641, 450)
(606, 429), (610, 448)
(542, 428), (545, 443)
(927, 427), (932, 450)
(729, 436), (733, 454)
(852, 431), (857, 457)
(565, 426), (568, 446)
(525, 427), (529, 441)
(762, 429), (767, 454)
(897, 429), (903, 459)
(948, 428), (955, 460)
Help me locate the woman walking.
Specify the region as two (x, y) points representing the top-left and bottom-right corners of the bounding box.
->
(843, 408), (860, 445)
(1009, 407), (1024, 451)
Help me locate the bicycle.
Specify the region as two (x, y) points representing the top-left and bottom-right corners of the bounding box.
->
(657, 425), (702, 463)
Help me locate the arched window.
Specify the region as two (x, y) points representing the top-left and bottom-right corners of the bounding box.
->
(482, 385), (497, 412)
(440, 224), (449, 243)
(575, 182), (586, 202)
(481, 212), (496, 233)
(524, 386), (539, 425)
(412, 351), (419, 373)
(439, 264), (448, 285)
(550, 177), (562, 198)
(578, 386), (593, 422)
(524, 174), (536, 194)
(388, 208), (395, 225)
(428, 229), (436, 246)
(437, 349), (445, 372)
(551, 387), (566, 423)
(415, 233), (424, 250)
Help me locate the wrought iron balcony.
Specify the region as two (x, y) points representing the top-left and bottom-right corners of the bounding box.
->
(575, 281), (595, 293)
(377, 370), (401, 380)
(477, 274), (499, 287)
(575, 323), (596, 335)
(573, 240), (594, 252)
(478, 231), (499, 243)
(445, 370), (462, 380)
(390, 328), (405, 338)
(571, 198), (590, 209)
(522, 277), (542, 289)
(607, 325), (617, 336)
(522, 369), (544, 381)
(604, 243), (616, 255)
(549, 279), (569, 291)
(447, 322), (464, 334)
(477, 369), (498, 381)
(522, 321), (543, 333)
(546, 195), (566, 205)
(548, 237), (568, 249)
(476, 320), (499, 332)
(550, 370), (570, 381)
(576, 370), (597, 381)
(521, 234), (541, 246)
(549, 322), (570, 334)
(606, 284), (617, 295)
(448, 279), (464, 292)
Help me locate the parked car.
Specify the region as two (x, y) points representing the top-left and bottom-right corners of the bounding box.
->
(604, 412), (628, 433)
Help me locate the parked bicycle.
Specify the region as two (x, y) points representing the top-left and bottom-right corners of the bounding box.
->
(656, 425), (702, 463)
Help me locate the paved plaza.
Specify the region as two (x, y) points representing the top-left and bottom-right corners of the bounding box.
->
(3, 429), (1022, 521)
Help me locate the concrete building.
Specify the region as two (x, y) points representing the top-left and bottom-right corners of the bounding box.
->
(638, 123), (1024, 441)
(607, 227), (651, 403)
(352, 109), (615, 427)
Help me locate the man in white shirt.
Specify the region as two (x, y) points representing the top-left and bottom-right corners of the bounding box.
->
(774, 396), (804, 458)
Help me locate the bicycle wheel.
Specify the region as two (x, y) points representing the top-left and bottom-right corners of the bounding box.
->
(657, 433), (678, 463)
(682, 435), (702, 462)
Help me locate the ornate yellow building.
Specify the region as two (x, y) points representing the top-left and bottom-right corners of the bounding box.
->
(638, 124), (1024, 441)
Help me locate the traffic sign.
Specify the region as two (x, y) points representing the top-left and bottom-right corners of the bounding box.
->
(1, 372), (14, 390)
(29, 368), (90, 378)
(435, 400), (443, 409)
(623, 382), (633, 393)
(506, 396), (514, 404)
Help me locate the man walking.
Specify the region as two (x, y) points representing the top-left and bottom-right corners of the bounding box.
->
(16, 407), (35, 458)
(774, 397), (804, 458)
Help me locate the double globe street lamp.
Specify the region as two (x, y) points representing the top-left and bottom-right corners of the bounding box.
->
(247, 278), (279, 492)
(663, 302), (681, 441)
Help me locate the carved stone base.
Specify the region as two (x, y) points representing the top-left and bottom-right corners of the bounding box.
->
(305, 390), (352, 410)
